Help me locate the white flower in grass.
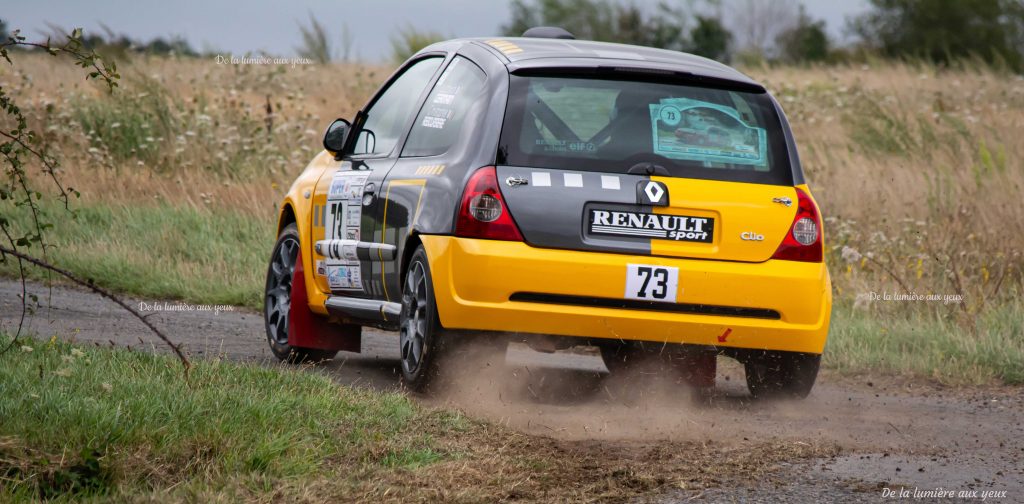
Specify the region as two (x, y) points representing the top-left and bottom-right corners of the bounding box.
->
(110, 122), (121, 129)
(70, 348), (85, 358)
(841, 246), (862, 264)
(20, 345), (33, 353)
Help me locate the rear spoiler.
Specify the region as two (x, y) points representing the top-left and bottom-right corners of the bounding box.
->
(507, 61), (766, 94)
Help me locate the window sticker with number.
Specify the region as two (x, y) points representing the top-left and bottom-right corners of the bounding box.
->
(649, 98), (768, 169)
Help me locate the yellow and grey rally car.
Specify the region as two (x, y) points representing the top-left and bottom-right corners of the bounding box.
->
(266, 27), (832, 398)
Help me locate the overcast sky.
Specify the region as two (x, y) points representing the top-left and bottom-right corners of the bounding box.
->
(4, 0), (868, 62)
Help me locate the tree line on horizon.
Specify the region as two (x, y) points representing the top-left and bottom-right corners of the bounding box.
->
(501, 0), (1024, 70)
(3, 0), (1024, 71)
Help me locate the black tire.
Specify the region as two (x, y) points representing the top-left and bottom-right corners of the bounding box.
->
(744, 350), (820, 399)
(599, 341), (646, 375)
(264, 223), (337, 363)
(399, 245), (449, 392)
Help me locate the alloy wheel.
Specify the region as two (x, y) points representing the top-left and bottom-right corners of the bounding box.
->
(265, 236), (299, 346)
(400, 262), (429, 374)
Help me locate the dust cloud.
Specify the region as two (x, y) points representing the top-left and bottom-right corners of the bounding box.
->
(423, 340), (774, 443)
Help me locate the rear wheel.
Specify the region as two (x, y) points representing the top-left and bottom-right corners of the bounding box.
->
(744, 350), (820, 399)
(399, 246), (449, 392)
(264, 223), (337, 363)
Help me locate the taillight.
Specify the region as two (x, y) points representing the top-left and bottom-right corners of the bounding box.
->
(455, 166), (523, 241)
(771, 187), (823, 262)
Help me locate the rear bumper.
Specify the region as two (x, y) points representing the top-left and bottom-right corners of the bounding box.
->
(420, 236), (831, 354)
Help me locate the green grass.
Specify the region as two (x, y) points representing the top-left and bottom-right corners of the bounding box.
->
(0, 336), (468, 501)
(825, 300), (1024, 385)
(1, 201), (272, 309)
(0, 338), (843, 503)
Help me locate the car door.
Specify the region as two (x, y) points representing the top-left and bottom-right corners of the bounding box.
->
(376, 56), (490, 301)
(310, 56), (445, 300)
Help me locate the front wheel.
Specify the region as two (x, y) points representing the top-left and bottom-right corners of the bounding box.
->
(744, 350), (820, 399)
(399, 246), (449, 392)
(264, 223), (337, 363)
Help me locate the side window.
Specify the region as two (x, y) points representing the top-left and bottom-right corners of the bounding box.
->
(352, 57), (443, 156)
(401, 57), (487, 158)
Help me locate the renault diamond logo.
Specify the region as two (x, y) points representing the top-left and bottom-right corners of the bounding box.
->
(645, 182), (665, 202)
(637, 180), (669, 206)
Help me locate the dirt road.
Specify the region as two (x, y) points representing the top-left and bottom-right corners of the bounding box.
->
(2, 279), (1022, 502)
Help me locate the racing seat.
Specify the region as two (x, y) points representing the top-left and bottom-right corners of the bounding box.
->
(600, 91), (655, 158)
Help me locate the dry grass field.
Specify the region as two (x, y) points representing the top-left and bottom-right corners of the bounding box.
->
(2, 53), (1022, 382)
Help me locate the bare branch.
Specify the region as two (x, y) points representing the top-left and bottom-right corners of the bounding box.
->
(0, 226), (28, 352)
(0, 246), (191, 372)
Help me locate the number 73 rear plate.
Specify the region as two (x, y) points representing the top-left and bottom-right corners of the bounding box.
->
(625, 264), (679, 303)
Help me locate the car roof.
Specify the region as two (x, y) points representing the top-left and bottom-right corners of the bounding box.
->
(423, 37), (760, 89)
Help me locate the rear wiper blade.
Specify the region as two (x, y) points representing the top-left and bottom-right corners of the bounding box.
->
(626, 162), (669, 176)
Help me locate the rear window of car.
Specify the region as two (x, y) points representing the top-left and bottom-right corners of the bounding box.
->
(498, 75), (793, 185)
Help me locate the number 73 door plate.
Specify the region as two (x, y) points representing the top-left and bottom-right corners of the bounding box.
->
(625, 264), (679, 303)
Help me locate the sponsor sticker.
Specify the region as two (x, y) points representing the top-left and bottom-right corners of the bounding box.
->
(433, 92), (456, 105)
(328, 172), (368, 199)
(341, 243), (358, 261)
(422, 116), (446, 129)
(326, 265), (362, 290)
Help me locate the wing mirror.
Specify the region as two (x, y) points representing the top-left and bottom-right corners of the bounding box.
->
(323, 118), (351, 155)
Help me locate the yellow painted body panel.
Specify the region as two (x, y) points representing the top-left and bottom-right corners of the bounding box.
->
(421, 235), (832, 354)
(276, 150), (340, 316)
(649, 177), (797, 262)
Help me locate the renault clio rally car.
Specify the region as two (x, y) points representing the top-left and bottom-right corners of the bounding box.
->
(265, 28), (832, 399)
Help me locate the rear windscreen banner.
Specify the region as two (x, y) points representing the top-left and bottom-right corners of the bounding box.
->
(649, 98), (768, 169)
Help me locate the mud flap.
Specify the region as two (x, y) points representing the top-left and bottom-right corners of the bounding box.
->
(288, 250), (361, 352)
(678, 350), (717, 389)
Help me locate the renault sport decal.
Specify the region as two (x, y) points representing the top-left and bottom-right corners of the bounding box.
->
(588, 209), (714, 243)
